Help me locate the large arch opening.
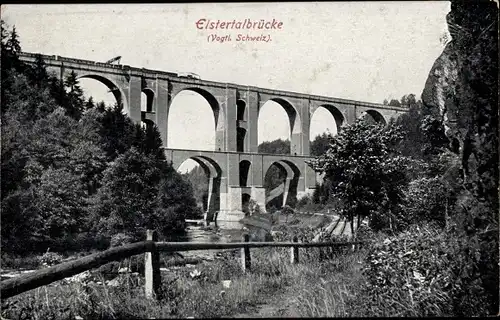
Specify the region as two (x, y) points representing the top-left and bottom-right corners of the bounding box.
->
(177, 156), (222, 221)
(237, 99), (246, 121)
(237, 127), (246, 152)
(168, 89), (223, 151)
(264, 160), (300, 212)
(361, 110), (386, 125)
(78, 75), (125, 112)
(236, 99), (247, 152)
(239, 160), (251, 187)
(309, 105), (344, 156)
(258, 99), (300, 155)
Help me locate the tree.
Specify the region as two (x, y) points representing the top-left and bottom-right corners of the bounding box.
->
(98, 103), (136, 160)
(182, 165), (209, 213)
(63, 70), (85, 119)
(5, 26), (21, 54)
(90, 148), (199, 239)
(388, 99), (401, 107)
(307, 120), (413, 233)
(1, 20), (8, 44)
(258, 138), (290, 154)
(84, 97), (95, 110)
(310, 132), (333, 156)
(89, 148), (163, 238)
(27, 54), (48, 88)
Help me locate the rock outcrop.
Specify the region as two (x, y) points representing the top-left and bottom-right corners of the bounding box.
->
(422, 0), (498, 209)
(422, 1), (498, 313)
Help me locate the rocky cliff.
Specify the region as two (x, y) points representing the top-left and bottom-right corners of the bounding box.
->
(422, 0), (498, 210)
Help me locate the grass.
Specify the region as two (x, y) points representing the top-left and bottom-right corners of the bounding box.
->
(1, 242), (369, 319)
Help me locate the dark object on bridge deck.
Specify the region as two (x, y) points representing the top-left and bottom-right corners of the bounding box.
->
(105, 56), (121, 64)
(241, 233), (251, 272)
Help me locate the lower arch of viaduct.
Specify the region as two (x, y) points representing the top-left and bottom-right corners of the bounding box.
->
(19, 52), (408, 221)
(164, 148), (317, 221)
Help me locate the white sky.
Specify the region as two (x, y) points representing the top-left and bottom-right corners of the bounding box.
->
(2, 2), (450, 164)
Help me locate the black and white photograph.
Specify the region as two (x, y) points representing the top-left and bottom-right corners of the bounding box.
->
(0, 1), (498, 318)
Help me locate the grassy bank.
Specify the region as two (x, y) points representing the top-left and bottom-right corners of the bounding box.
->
(1, 241), (368, 319)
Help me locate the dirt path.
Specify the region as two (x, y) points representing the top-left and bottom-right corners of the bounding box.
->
(228, 287), (300, 318)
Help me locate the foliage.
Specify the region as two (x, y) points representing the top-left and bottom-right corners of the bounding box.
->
(360, 220), (496, 317)
(0, 25), (195, 253)
(400, 176), (450, 228)
(310, 132), (333, 156)
(258, 138), (290, 155)
(246, 199), (263, 216)
(447, 190), (499, 315)
(307, 120), (414, 232)
(182, 165), (208, 214)
(359, 224), (454, 316)
(89, 148), (199, 240)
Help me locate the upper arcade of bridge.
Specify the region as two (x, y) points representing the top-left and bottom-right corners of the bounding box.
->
(18, 52), (408, 113)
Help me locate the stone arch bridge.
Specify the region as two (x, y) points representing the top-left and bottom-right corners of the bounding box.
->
(19, 52), (408, 221)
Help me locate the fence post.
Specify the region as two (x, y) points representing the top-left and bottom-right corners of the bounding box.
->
(145, 229), (161, 299)
(241, 233), (251, 272)
(290, 236), (299, 264)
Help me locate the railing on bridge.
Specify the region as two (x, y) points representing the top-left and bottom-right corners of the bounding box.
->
(0, 230), (365, 300)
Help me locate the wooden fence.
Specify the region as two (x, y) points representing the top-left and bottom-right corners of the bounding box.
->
(1, 230), (365, 300)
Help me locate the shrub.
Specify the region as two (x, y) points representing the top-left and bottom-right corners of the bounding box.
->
(39, 250), (64, 267)
(359, 224), (454, 316)
(401, 176), (450, 228)
(358, 222), (497, 317)
(110, 233), (134, 247)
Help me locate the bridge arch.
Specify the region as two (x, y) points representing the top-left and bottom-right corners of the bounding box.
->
(263, 98), (301, 135)
(263, 159), (301, 210)
(141, 88), (155, 113)
(361, 109), (387, 125)
(239, 160), (251, 187)
(169, 88), (226, 151)
(76, 73), (128, 112)
(237, 99), (246, 121)
(313, 104), (344, 132)
(258, 97), (302, 155)
(175, 155), (223, 221)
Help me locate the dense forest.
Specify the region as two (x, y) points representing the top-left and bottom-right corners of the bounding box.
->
(1, 21), (201, 254)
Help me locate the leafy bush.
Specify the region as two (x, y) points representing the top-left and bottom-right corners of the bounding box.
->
(359, 222), (496, 317)
(110, 233), (134, 247)
(401, 176), (449, 228)
(39, 250), (64, 267)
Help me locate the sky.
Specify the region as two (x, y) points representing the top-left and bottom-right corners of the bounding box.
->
(2, 2), (451, 171)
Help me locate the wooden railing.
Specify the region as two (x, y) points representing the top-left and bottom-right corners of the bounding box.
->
(1, 230), (365, 300)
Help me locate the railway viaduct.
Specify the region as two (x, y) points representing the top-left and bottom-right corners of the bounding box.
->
(19, 52), (408, 222)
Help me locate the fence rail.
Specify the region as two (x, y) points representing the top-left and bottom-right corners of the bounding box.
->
(1, 230), (365, 300)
